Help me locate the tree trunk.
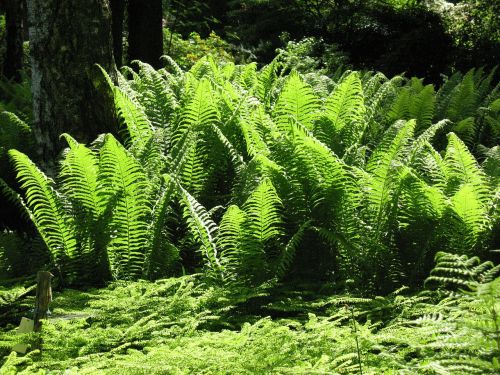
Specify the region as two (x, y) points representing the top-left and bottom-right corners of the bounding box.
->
(26, 0), (117, 164)
(128, 0), (163, 69)
(3, 0), (24, 81)
(110, 0), (125, 68)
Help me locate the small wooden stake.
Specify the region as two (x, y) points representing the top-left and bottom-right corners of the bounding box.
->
(33, 271), (53, 332)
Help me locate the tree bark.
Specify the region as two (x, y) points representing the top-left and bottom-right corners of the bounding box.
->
(128, 0), (163, 69)
(3, 0), (24, 81)
(26, 0), (117, 164)
(110, 0), (125, 68)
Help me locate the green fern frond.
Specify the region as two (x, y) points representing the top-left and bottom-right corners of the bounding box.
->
(444, 133), (490, 203)
(217, 204), (246, 282)
(409, 84), (435, 132)
(317, 71), (366, 154)
(177, 180), (221, 275)
(97, 134), (149, 279)
(273, 71), (320, 132)
(9, 150), (77, 267)
(144, 174), (178, 278)
(176, 78), (219, 137)
(113, 87), (153, 147)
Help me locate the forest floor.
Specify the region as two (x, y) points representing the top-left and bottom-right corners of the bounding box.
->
(1, 275), (498, 374)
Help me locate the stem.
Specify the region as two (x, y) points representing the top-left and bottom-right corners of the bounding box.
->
(348, 305), (363, 375)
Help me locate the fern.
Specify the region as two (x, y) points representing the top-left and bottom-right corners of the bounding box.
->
(317, 71), (366, 155)
(273, 71), (320, 132)
(97, 134), (149, 279)
(9, 150), (77, 269)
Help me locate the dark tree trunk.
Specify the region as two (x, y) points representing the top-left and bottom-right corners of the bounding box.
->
(3, 0), (24, 81)
(110, 0), (125, 67)
(26, 0), (117, 164)
(128, 0), (163, 68)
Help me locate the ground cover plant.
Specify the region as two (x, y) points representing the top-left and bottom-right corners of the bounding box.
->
(0, 34), (499, 374)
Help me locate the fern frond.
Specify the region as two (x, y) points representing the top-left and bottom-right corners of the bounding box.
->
(273, 71), (320, 132)
(318, 71), (366, 154)
(97, 134), (149, 279)
(177, 180), (221, 275)
(444, 133), (490, 203)
(9, 150), (77, 267)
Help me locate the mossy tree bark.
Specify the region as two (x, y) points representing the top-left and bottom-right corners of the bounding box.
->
(26, 0), (117, 164)
(3, 0), (25, 81)
(128, 0), (163, 69)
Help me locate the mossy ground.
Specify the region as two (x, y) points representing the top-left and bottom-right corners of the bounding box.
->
(1, 275), (498, 374)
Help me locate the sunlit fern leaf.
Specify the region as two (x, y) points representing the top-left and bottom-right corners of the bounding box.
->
(59, 134), (100, 219)
(177, 181), (221, 276)
(425, 251), (497, 290)
(160, 55), (184, 77)
(168, 128), (198, 178)
(239, 114), (270, 158)
(407, 119), (449, 165)
(210, 123), (245, 173)
(415, 142), (448, 187)
(363, 71), (387, 96)
(0, 111), (33, 156)
(449, 183), (489, 252)
(9, 150), (77, 268)
(240, 178), (283, 282)
(188, 57), (212, 80)
(435, 71), (463, 120)
(398, 171), (447, 229)
(365, 120), (416, 235)
(318, 71), (366, 154)
(132, 61), (177, 138)
(217, 204), (246, 282)
(175, 78), (219, 140)
(144, 174), (178, 278)
(238, 62), (258, 91)
(409, 84), (435, 133)
(387, 87), (411, 124)
(221, 62), (236, 81)
(447, 69), (478, 122)
(178, 136), (209, 197)
(257, 61), (278, 107)
(273, 71), (320, 132)
(481, 146), (500, 187)
(444, 133), (490, 203)
(59, 134), (105, 279)
(97, 134), (149, 279)
(113, 87), (153, 147)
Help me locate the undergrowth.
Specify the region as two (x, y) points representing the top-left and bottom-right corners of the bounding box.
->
(1, 252), (499, 374)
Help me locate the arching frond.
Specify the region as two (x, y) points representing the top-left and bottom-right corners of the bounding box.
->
(9, 150), (77, 267)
